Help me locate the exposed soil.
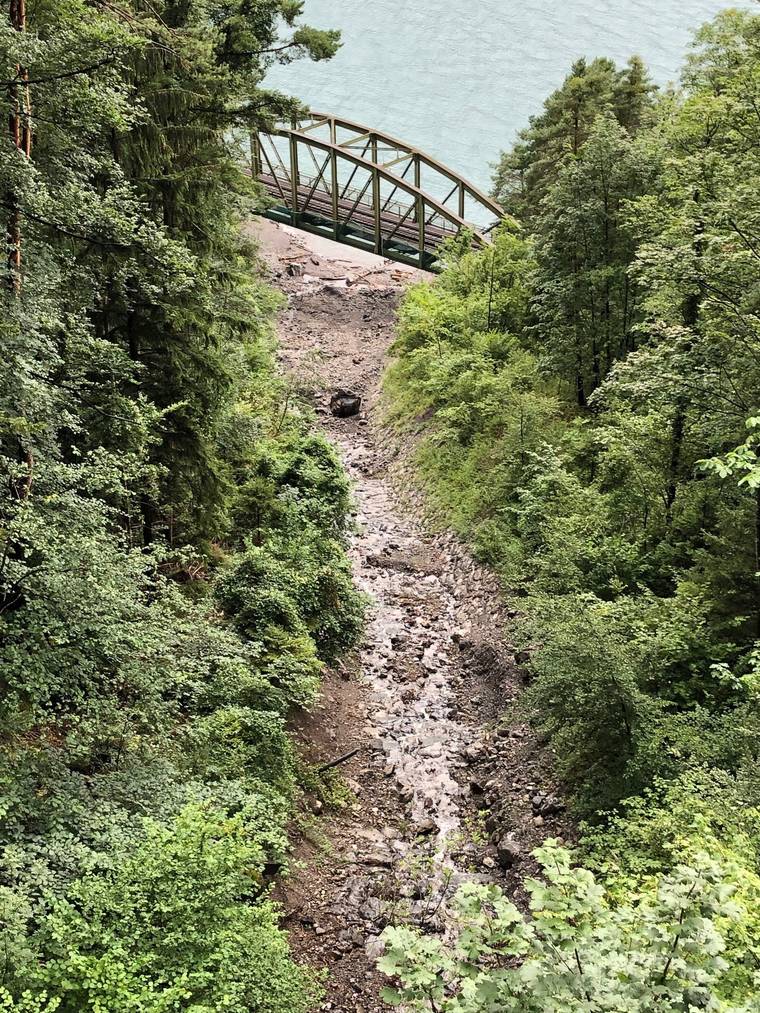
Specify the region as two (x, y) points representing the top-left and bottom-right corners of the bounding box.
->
(252, 220), (568, 1012)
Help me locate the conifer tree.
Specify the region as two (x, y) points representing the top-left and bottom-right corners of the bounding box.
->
(493, 55), (657, 220)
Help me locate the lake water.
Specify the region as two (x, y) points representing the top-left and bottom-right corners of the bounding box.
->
(265, 1), (751, 192)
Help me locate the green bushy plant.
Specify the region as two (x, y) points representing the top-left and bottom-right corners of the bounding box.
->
(520, 587), (753, 810)
(232, 429), (353, 542)
(380, 842), (756, 1011)
(18, 807), (319, 1013)
(216, 530), (365, 667)
(582, 771), (760, 1000)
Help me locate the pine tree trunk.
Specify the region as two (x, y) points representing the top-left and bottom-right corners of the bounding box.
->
(622, 275), (634, 354)
(592, 336), (601, 390)
(126, 308), (139, 362)
(603, 187), (612, 375)
(7, 0), (30, 293)
(571, 244), (587, 407)
(575, 333), (587, 408)
(664, 407), (685, 524)
(8, 0), (33, 499)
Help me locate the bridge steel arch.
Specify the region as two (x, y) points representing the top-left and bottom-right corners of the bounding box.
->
(251, 113), (506, 272)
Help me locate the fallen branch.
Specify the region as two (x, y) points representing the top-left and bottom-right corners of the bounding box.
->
(317, 746), (361, 774)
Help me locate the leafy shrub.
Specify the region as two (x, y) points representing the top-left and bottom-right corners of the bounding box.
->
(581, 771), (760, 1000)
(19, 807), (319, 1013)
(232, 430), (353, 541)
(0, 421), (361, 1009)
(380, 842), (756, 1011)
(216, 532), (365, 667)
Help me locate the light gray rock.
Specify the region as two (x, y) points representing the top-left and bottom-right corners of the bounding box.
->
(496, 836), (522, 870)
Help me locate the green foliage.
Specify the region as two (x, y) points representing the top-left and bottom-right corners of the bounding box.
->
(218, 424), (365, 669)
(385, 7), (760, 810)
(581, 771), (760, 1000)
(384, 228), (561, 571)
(700, 417), (760, 496)
(492, 55), (656, 218)
(384, 11), (760, 1003)
(531, 112), (660, 403)
(18, 808), (319, 1013)
(216, 532), (364, 671)
(380, 842), (754, 1011)
(232, 429), (353, 541)
(0, 2), (355, 1009)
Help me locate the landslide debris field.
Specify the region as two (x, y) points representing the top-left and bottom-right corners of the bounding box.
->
(256, 222), (567, 1012)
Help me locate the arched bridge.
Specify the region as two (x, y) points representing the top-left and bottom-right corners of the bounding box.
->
(251, 113), (505, 272)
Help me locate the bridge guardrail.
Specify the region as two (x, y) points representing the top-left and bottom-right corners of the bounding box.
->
(252, 114), (507, 271)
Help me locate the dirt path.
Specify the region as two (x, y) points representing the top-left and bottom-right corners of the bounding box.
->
(253, 221), (567, 1012)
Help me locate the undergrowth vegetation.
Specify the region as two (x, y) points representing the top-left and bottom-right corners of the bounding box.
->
(383, 10), (760, 1007)
(0, 2), (363, 1009)
(381, 842), (752, 1011)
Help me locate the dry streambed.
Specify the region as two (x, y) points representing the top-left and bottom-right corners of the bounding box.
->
(256, 222), (566, 1012)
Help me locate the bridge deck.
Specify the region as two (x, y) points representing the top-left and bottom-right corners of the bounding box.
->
(259, 173), (461, 268)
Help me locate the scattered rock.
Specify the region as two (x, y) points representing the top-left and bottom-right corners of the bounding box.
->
(420, 741), (442, 758)
(531, 792), (565, 817)
(360, 851), (394, 868)
(364, 936), (385, 961)
(463, 744), (483, 763)
(544, 797), (565, 816)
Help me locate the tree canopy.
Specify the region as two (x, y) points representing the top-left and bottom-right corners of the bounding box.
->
(382, 10), (760, 1007)
(0, 3), (363, 1009)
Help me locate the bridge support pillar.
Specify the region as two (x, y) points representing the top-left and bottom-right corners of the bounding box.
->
(417, 194), (424, 265)
(249, 133), (262, 179)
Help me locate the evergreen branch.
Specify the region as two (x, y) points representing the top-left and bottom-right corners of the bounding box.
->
(5, 57), (116, 87)
(0, 203), (170, 269)
(234, 41), (304, 58)
(3, 204), (134, 250)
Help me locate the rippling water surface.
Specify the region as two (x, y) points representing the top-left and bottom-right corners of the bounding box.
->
(265, 1), (751, 191)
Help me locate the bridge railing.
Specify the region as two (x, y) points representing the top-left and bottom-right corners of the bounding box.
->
(252, 113), (505, 271)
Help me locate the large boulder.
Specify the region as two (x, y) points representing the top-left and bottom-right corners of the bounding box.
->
(330, 389), (362, 417)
